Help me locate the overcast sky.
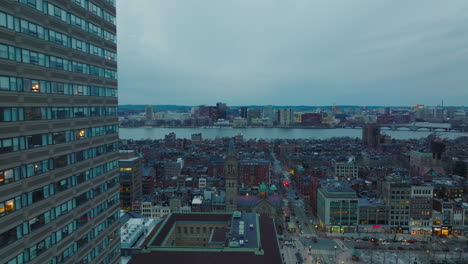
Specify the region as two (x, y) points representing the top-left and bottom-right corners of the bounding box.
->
(116, 0), (468, 106)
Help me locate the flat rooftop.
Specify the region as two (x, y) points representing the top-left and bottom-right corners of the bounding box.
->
(130, 212), (281, 264)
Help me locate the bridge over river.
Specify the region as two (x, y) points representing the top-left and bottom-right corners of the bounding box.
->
(342, 122), (466, 132)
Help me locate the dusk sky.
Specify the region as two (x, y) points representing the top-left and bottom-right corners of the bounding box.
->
(117, 0), (468, 106)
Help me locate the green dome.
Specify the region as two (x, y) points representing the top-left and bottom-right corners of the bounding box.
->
(270, 184), (278, 191)
(259, 182), (269, 192)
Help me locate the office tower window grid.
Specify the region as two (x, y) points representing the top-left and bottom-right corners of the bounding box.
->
(0, 0), (119, 263)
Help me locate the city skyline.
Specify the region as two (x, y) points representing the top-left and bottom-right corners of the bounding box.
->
(118, 0), (468, 106)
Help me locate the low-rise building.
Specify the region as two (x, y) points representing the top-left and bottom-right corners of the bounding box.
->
(333, 157), (358, 178)
(317, 181), (359, 233)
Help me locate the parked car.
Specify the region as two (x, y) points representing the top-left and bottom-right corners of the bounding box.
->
(312, 238), (318, 243)
(406, 239), (415, 243)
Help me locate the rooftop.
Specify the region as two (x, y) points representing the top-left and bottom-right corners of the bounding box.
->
(129, 213), (281, 264)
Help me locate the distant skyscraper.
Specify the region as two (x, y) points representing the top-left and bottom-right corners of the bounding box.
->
(145, 105), (154, 122)
(263, 105), (275, 121)
(240, 107), (248, 118)
(362, 124), (381, 147)
(216, 102), (227, 119)
(0, 1), (120, 263)
(247, 108), (262, 124)
(278, 108), (293, 126)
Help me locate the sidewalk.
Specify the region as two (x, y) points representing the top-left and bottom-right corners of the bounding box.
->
(335, 251), (365, 264)
(322, 231), (467, 243)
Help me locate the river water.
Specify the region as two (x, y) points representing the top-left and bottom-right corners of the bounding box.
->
(119, 127), (466, 140)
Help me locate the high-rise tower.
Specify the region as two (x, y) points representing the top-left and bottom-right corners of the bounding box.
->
(224, 142), (238, 212)
(0, 0), (119, 263)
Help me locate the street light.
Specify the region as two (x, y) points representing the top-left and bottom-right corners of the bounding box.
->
(334, 245), (337, 258)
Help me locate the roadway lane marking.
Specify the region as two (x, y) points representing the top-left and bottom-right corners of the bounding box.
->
(308, 249), (334, 256)
(333, 239), (348, 250)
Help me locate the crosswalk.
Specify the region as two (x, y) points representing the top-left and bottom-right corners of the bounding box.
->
(308, 249), (335, 256)
(333, 239), (348, 250)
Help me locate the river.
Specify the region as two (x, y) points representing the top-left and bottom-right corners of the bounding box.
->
(119, 127), (466, 140)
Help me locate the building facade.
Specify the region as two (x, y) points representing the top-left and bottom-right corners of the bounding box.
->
(0, 0), (120, 263)
(409, 185), (433, 235)
(119, 150), (142, 210)
(238, 159), (270, 187)
(317, 182), (359, 233)
(362, 124), (380, 147)
(382, 181), (411, 233)
(333, 158), (358, 178)
(145, 105), (153, 123)
(278, 108), (293, 126)
(225, 146), (239, 212)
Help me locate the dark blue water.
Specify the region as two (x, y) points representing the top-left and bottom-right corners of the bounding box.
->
(119, 127), (466, 140)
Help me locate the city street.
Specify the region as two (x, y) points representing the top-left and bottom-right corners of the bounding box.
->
(273, 152), (342, 264)
(272, 152), (468, 264)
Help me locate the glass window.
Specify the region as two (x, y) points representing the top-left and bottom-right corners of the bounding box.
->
(0, 44), (9, 59)
(26, 134), (43, 149)
(0, 76), (9, 90)
(53, 155), (68, 169)
(24, 107), (42, 121)
(0, 227), (18, 248)
(0, 169), (14, 185)
(0, 12), (7, 28)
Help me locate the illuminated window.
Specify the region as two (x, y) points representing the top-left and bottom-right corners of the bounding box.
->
(0, 169), (13, 185)
(77, 129), (86, 139)
(31, 81), (40, 92)
(120, 168), (132, 172)
(5, 200), (14, 213)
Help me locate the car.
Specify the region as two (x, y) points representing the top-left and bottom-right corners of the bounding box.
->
(406, 239), (415, 243)
(304, 222), (308, 226)
(296, 220), (300, 224)
(454, 248), (462, 252)
(312, 238), (318, 243)
(306, 236), (311, 239)
(397, 247), (404, 250)
(295, 197), (299, 200)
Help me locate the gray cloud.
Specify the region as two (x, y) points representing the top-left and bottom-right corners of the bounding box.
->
(117, 0), (468, 106)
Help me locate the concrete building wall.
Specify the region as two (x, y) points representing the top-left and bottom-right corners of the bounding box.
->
(0, 0), (120, 263)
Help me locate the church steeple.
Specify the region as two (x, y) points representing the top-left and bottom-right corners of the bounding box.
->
(225, 140), (238, 212)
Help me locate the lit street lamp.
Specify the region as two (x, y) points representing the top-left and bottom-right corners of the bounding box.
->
(334, 245), (337, 258)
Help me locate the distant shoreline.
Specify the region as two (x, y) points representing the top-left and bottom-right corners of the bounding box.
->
(120, 125), (336, 129)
